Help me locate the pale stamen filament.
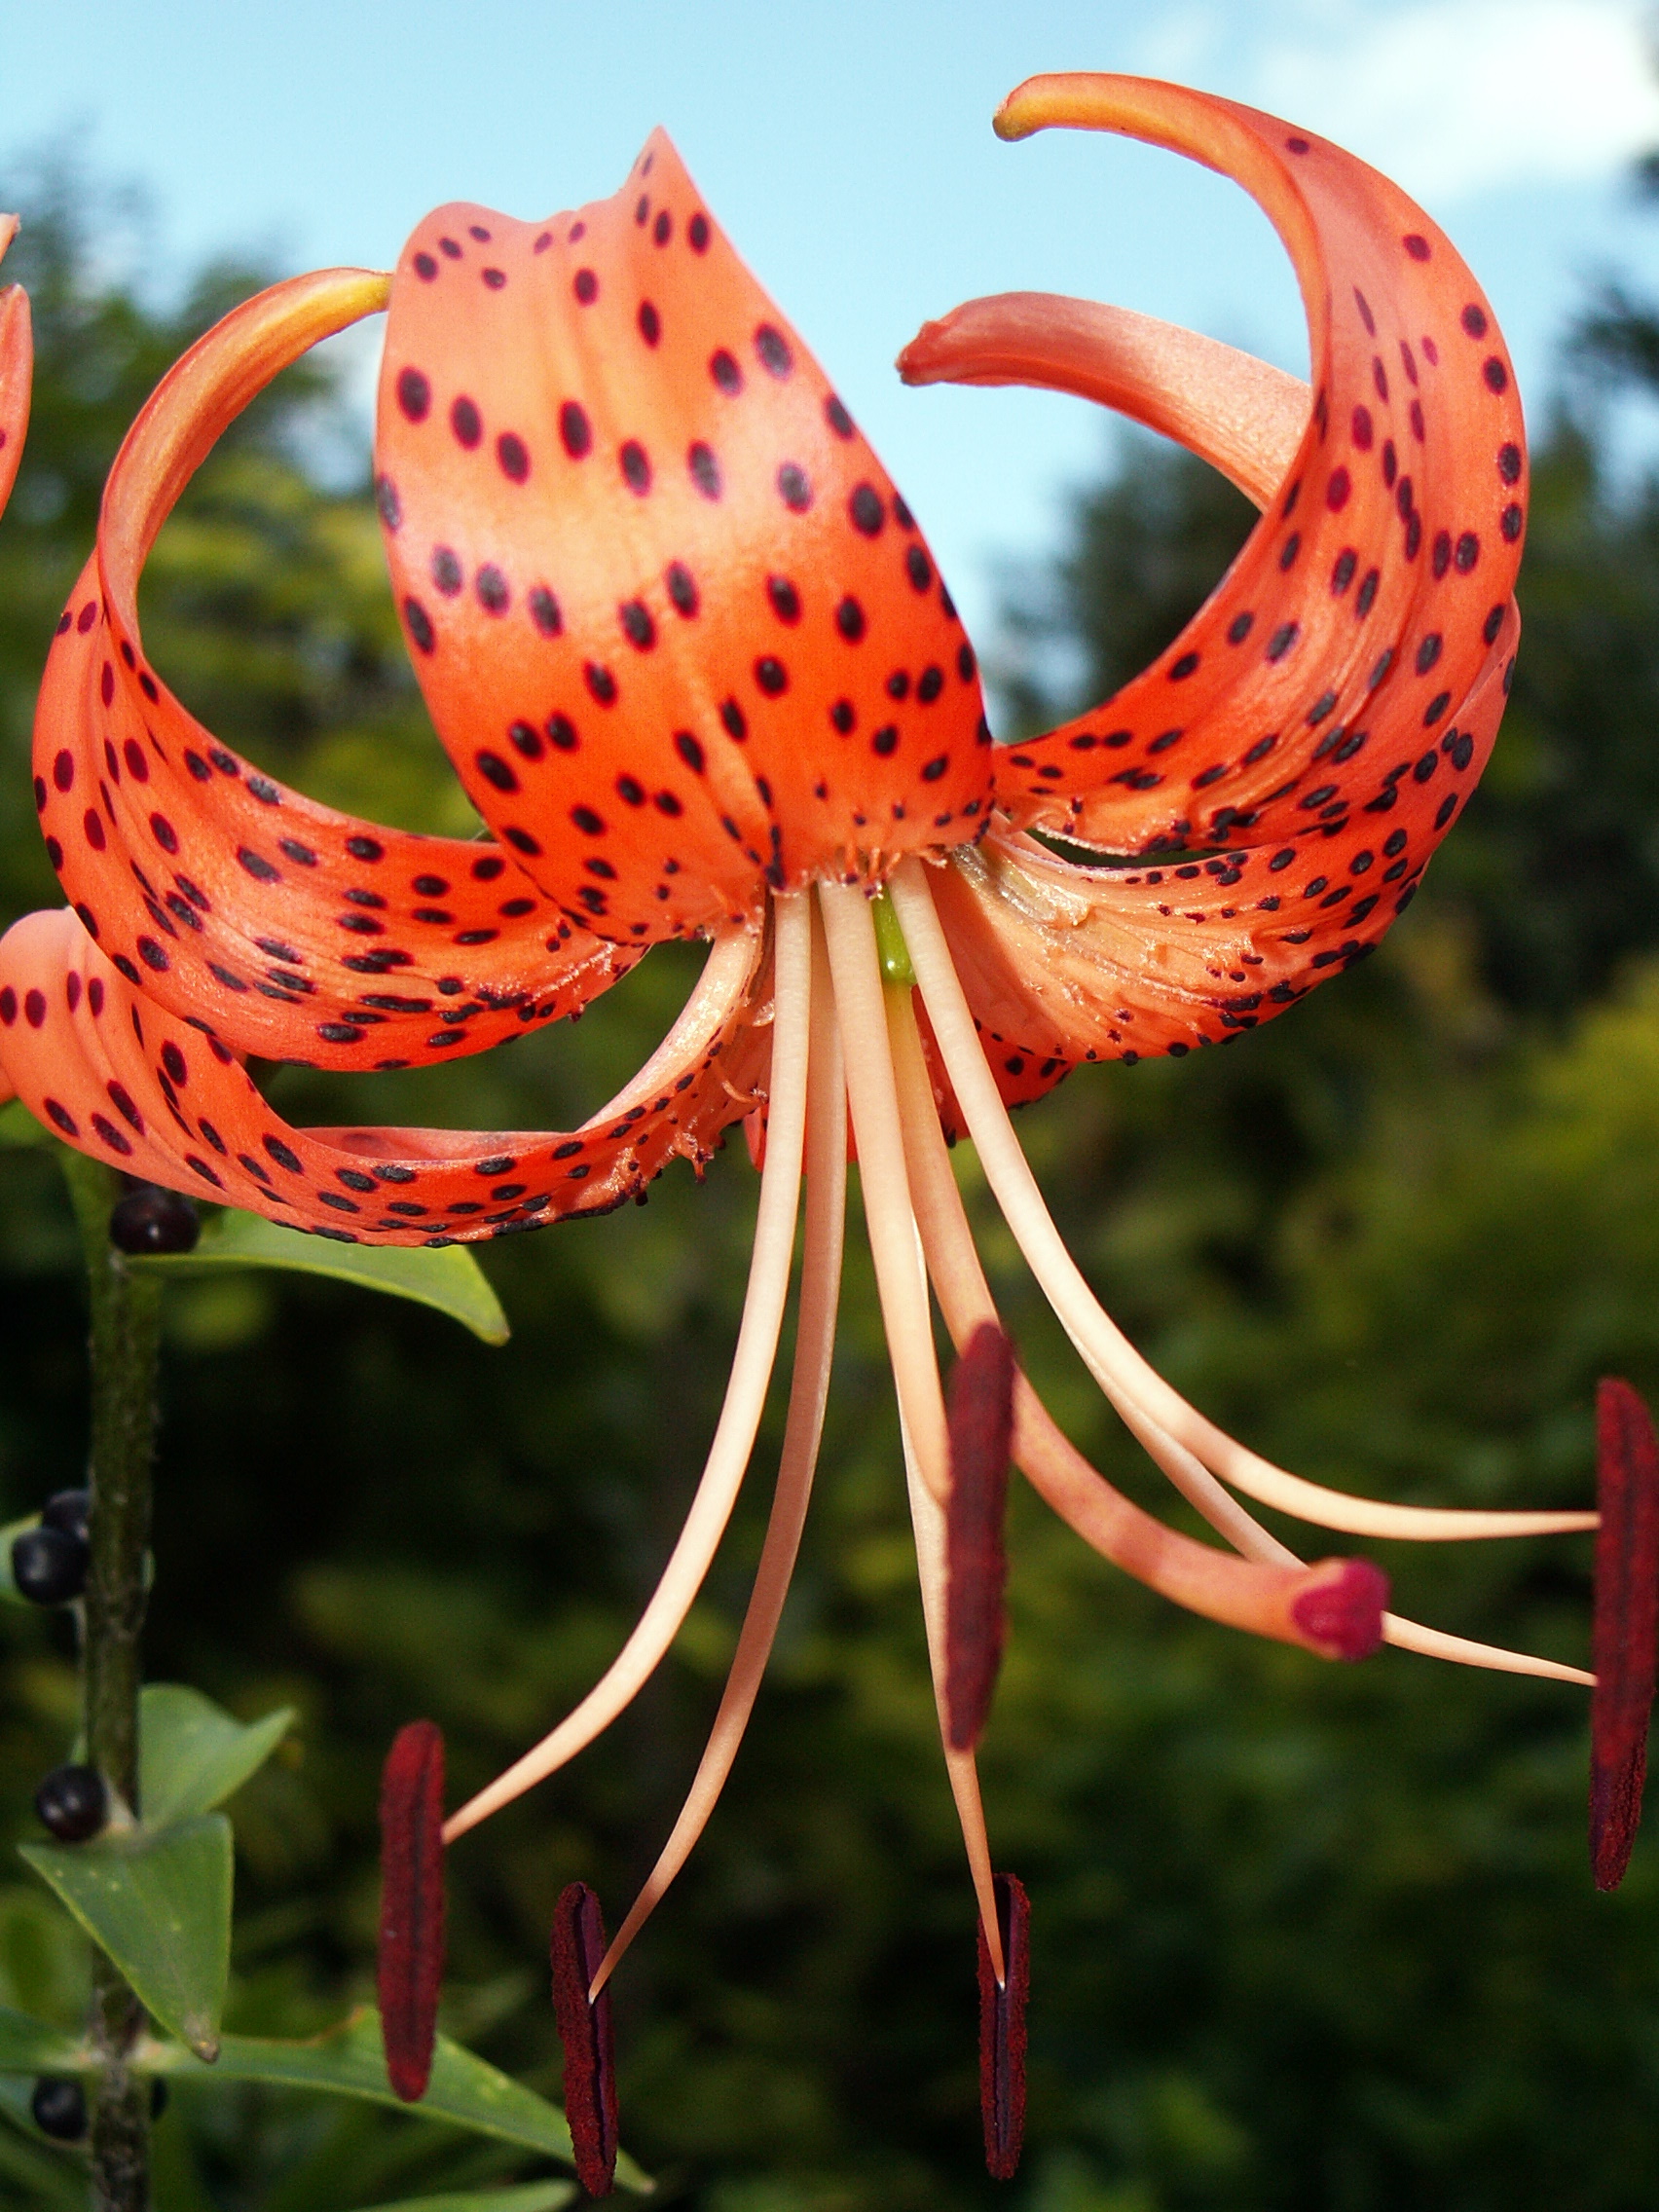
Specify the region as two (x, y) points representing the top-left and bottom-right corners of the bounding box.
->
(819, 876), (1004, 1975)
(889, 859), (1596, 1547)
(590, 914), (849, 1998)
(443, 892), (816, 1843)
(817, 881), (950, 1505)
(883, 881), (1595, 1689)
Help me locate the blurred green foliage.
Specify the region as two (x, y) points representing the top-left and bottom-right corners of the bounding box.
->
(0, 152), (1658, 2208)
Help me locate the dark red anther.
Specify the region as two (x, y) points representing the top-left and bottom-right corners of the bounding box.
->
(978, 1871), (1029, 2182)
(1591, 1377), (1659, 1891)
(551, 1880), (618, 2196)
(377, 1719), (446, 2102)
(1290, 1557), (1388, 1660)
(945, 1322), (1016, 1751)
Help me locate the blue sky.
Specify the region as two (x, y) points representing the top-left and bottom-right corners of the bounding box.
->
(7, 0), (1659, 646)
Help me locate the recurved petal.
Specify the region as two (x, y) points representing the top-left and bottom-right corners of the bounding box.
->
(0, 215), (31, 522)
(931, 602), (1515, 1067)
(0, 906), (767, 1243)
(901, 292), (1306, 510)
(376, 132), (991, 945)
(37, 266), (639, 1071)
(961, 77), (1525, 875)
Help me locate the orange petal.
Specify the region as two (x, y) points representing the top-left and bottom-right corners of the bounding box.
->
(979, 76), (1525, 894)
(0, 905), (766, 1242)
(930, 596), (1512, 1067)
(900, 291), (1306, 510)
(35, 270), (642, 1071)
(0, 215), (31, 524)
(376, 132), (992, 944)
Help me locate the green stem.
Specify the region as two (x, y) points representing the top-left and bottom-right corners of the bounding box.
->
(60, 1152), (160, 2212)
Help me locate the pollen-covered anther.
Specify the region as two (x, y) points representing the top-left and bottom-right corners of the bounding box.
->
(945, 1321), (1016, 1750)
(377, 1719), (446, 2102)
(551, 1880), (620, 2196)
(978, 1871), (1030, 2181)
(1590, 1376), (1659, 1891)
(1288, 1556), (1388, 1660)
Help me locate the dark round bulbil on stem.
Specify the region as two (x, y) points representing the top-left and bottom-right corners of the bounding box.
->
(34, 1763), (106, 1843)
(30, 2077), (87, 2141)
(11, 1524), (88, 1605)
(108, 1184), (200, 1256)
(40, 1488), (91, 1545)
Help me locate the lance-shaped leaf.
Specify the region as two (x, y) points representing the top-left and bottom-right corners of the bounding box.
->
(345, 2185), (577, 2212)
(132, 1209), (510, 1344)
(0, 2006), (89, 2074)
(139, 2007), (651, 2189)
(135, 1684), (294, 1826)
(19, 1815), (231, 2060)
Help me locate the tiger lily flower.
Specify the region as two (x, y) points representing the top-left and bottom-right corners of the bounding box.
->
(0, 75), (1632, 2175)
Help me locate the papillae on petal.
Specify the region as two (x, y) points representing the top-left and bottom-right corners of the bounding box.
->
(908, 75), (1525, 1067)
(0, 905), (768, 1243)
(927, 603), (1511, 1073)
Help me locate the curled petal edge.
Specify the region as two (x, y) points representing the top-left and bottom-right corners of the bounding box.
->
(0, 905), (768, 1242)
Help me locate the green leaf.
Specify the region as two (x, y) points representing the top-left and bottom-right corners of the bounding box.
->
(345, 2185), (577, 2212)
(0, 2005), (88, 2073)
(19, 1817), (231, 2060)
(144, 2008), (649, 2190)
(137, 1685), (294, 1826)
(129, 1211), (509, 1344)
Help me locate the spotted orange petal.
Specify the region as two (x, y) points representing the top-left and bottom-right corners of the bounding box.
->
(33, 267), (643, 1074)
(930, 77), (1525, 896)
(0, 215), (30, 524)
(931, 602), (1511, 1069)
(375, 130), (992, 948)
(902, 290), (1306, 512)
(0, 905), (766, 1242)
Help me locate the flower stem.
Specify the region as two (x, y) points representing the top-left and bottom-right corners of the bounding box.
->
(58, 1150), (159, 2212)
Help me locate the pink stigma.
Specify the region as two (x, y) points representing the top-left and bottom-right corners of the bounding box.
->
(1290, 1559), (1388, 1661)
